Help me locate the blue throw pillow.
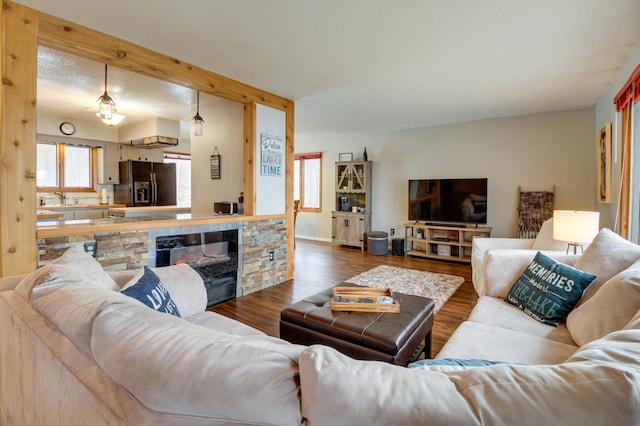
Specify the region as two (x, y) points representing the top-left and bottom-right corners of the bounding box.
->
(121, 267), (181, 317)
(504, 251), (596, 326)
(408, 358), (519, 372)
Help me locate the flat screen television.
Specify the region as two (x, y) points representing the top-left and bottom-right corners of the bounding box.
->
(408, 178), (488, 225)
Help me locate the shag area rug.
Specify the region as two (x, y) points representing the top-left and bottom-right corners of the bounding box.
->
(345, 265), (465, 313)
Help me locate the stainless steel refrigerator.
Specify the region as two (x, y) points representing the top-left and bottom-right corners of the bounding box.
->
(114, 160), (177, 206)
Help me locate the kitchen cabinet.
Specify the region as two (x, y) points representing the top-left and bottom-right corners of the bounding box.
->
(120, 144), (164, 163)
(42, 206), (112, 220)
(98, 143), (121, 184)
(73, 209), (108, 220)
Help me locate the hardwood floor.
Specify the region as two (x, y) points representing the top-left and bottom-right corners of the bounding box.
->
(209, 239), (478, 356)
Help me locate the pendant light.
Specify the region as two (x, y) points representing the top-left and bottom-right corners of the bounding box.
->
(100, 110), (126, 126)
(192, 91), (205, 136)
(97, 64), (115, 120)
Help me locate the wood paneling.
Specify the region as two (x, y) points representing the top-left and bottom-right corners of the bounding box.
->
(36, 14), (289, 111)
(211, 239), (477, 357)
(0, 1), (296, 277)
(242, 103), (256, 217)
(285, 100), (295, 279)
(0, 2), (39, 276)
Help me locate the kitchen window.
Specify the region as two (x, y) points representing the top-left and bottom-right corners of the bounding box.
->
(294, 152), (322, 212)
(164, 151), (191, 207)
(36, 142), (97, 192)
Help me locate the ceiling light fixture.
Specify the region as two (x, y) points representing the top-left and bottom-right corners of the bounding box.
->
(192, 91), (204, 136)
(99, 110), (126, 126)
(97, 64), (115, 120)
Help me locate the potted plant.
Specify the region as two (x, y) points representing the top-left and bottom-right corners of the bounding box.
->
(416, 228), (425, 239)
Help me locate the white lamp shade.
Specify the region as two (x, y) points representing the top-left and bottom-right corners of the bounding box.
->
(553, 210), (600, 243)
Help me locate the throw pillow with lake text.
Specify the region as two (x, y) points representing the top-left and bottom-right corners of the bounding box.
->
(121, 267), (181, 317)
(505, 251), (596, 326)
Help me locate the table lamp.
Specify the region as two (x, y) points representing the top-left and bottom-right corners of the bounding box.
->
(552, 210), (600, 254)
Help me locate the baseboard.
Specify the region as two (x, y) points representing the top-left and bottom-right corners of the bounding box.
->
(295, 235), (332, 243)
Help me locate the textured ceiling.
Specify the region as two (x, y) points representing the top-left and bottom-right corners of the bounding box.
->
(18, 0), (640, 136)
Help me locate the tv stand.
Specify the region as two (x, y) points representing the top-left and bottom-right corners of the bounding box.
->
(403, 222), (491, 263)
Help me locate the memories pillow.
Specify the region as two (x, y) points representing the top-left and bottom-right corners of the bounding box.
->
(121, 267), (181, 317)
(504, 251), (596, 326)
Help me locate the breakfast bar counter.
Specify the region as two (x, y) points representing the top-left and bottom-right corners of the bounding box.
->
(108, 206), (192, 217)
(36, 213), (257, 238)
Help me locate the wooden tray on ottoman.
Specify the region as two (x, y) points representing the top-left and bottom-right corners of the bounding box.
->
(331, 286), (400, 313)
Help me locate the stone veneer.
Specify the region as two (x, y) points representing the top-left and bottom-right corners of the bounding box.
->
(241, 218), (288, 295)
(37, 218), (288, 297)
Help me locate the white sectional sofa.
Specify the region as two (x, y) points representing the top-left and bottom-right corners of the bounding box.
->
(1, 229), (639, 425)
(471, 217), (570, 295)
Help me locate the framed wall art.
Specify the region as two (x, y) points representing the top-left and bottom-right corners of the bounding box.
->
(260, 133), (283, 176)
(210, 147), (221, 180)
(339, 152), (353, 162)
(597, 122), (612, 203)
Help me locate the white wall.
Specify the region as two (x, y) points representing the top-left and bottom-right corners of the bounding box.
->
(255, 104), (286, 215)
(296, 108), (596, 239)
(38, 114), (118, 141)
(595, 37), (640, 231)
(190, 96), (244, 215)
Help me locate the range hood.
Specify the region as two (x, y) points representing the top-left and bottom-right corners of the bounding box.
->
(119, 117), (180, 149)
(130, 135), (179, 149)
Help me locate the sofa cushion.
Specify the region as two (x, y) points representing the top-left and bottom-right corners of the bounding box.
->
(573, 228), (640, 303)
(443, 359), (640, 425)
(567, 328), (640, 367)
(469, 297), (575, 345)
(504, 251), (595, 326)
(29, 283), (134, 354)
(530, 218), (568, 252)
(15, 245), (118, 301)
(299, 344), (639, 426)
(299, 345), (480, 426)
(566, 259), (640, 346)
(121, 267), (181, 317)
(186, 311), (265, 336)
(91, 302), (305, 425)
(436, 321), (578, 364)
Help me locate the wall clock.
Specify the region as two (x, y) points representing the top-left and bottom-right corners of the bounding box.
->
(59, 121), (76, 135)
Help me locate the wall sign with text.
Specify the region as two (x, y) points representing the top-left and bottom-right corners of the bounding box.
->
(260, 133), (283, 176)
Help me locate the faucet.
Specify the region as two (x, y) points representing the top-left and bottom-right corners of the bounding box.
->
(53, 192), (66, 205)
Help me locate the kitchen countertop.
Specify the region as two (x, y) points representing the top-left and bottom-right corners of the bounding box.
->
(35, 212), (268, 238)
(40, 204), (126, 210)
(36, 209), (65, 219)
(108, 206), (191, 213)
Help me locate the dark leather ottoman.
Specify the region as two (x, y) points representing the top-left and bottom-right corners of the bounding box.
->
(279, 283), (435, 366)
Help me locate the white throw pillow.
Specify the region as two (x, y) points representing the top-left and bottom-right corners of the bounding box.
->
(15, 244), (118, 301)
(567, 259), (640, 346)
(573, 228), (640, 303)
(121, 264), (207, 318)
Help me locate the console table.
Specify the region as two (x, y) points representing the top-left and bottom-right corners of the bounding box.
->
(404, 222), (491, 263)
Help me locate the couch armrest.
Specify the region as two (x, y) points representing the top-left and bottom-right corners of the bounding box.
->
(483, 249), (580, 298)
(0, 275), (27, 292)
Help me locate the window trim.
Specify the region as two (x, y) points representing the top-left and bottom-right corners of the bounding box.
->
(294, 151), (322, 213)
(36, 141), (98, 193)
